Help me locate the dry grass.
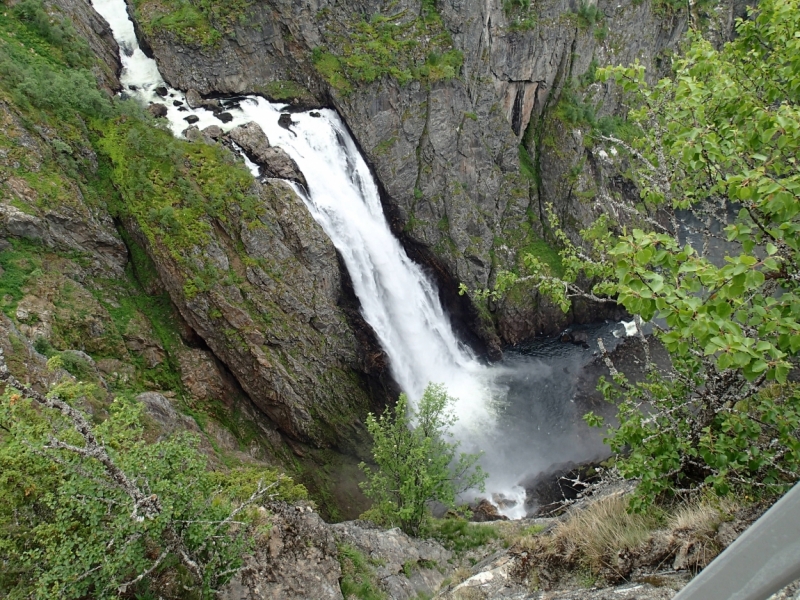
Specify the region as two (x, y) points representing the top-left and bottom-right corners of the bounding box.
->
(512, 493), (739, 588)
(547, 494), (660, 571)
(668, 498), (735, 534)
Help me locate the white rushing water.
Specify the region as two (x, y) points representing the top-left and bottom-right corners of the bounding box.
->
(91, 0), (625, 519)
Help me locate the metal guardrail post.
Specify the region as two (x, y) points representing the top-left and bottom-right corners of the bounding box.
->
(673, 482), (800, 600)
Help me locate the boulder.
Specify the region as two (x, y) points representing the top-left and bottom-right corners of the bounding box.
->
(147, 103), (168, 118)
(202, 124), (223, 139)
(471, 499), (509, 522)
(185, 88), (204, 109)
(227, 122), (307, 187)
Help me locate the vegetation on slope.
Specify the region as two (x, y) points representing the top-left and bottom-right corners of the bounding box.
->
(312, 7), (463, 93)
(0, 3), (309, 596)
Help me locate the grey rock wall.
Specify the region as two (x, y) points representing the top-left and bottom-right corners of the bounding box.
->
(130, 0), (687, 345)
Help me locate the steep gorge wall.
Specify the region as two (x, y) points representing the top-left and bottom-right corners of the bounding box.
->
(129, 0), (686, 346)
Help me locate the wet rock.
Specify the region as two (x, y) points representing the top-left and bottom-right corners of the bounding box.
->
(309, 111), (321, 117)
(184, 114), (199, 124)
(147, 103), (168, 118)
(522, 461), (603, 515)
(155, 85), (168, 97)
(177, 106), (188, 112)
(173, 99), (183, 106)
(278, 112), (295, 133)
(185, 88), (204, 109)
(202, 124), (223, 139)
(215, 111), (233, 123)
(560, 328), (590, 348)
(227, 122), (307, 187)
(471, 499), (509, 522)
(228, 121), (271, 156)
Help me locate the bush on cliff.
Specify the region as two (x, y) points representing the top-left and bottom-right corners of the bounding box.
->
(359, 383), (487, 536)
(0, 354), (306, 599)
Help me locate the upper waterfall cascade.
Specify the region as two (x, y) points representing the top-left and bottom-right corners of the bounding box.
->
(91, 0), (624, 518)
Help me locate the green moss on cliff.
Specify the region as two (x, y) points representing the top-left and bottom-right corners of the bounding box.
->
(313, 10), (463, 92)
(95, 115), (263, 297)
(130, 0), (255, 47)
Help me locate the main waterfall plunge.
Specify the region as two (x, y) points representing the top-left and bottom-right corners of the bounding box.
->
(92, 0), (620, 517)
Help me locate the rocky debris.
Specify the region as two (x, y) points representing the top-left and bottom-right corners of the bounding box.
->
(148, 103), (168, 118)
(332, 521), (452, 599)
(184, 114), (199, 124)
(215, 111), (234, 123)
(155, 85), (168, 97)
(220, 503), (343, 600)
(472, 499), (509, 522)
(96, 358), (135, 386)
(226, 122), (307, 187)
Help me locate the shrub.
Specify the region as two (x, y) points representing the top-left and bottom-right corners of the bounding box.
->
(359, 384), (487, 536)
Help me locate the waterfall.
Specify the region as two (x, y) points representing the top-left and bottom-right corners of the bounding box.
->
(91, 0), (619, 519)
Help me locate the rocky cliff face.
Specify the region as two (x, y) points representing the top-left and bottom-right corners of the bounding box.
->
(129, 0), (686, 345)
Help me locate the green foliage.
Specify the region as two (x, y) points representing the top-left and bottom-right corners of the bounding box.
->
(0, 388), (302, 598)
(429, 518), (499, 553)
(312, 11), (462, 92)
(0, 239), (42, 317)
(260, 80), (313, 102)
(338, 544), (386, 600)
(0, 8), (111, 119)
(95, 113), (262, 297)
(574, 1), (604, 30)
(130, 0), (255, 47)
(8, 0), (93, 67)
(359, 384), (487, 536)
(512, 0), (800, 507)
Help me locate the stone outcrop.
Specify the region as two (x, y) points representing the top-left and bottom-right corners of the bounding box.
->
(129, 0), (688, 345)
(220, 511), (453, 600)
(0, 101), (128, 278)
(222, 503), (344, 600)
(125, 173), (377, 451)
(332, 521), (452, 599)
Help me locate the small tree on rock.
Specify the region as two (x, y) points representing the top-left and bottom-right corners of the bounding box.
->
(359, 383), (487, 536)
